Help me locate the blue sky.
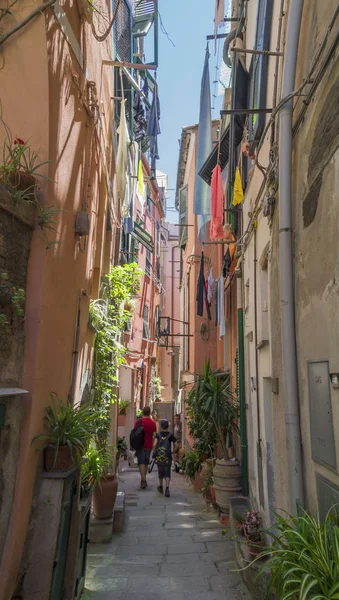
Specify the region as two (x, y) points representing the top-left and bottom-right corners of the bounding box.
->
(153, 0), (224, 222)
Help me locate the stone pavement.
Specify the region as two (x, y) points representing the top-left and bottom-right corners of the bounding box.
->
(83, 464), (252, 600)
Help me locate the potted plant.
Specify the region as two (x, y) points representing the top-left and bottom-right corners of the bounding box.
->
(181, 448), (203, 491)
(0, 133), (49, 190)
(33, 393), (93, 472)
(243, 510), (264, 556)
(81, 445), (118, 518)
(256, 504), (339, 598)
(188, 360), (241, 512)
(116, 436), (128, 461)
(118, 399), (130, 426)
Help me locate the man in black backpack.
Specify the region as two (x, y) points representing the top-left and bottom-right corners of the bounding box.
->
(152, 420), (176, 497)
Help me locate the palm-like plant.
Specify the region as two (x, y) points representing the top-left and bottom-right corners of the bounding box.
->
(257, 505), (339, 599)
(33, 392), (93, 461)
(188, 360), (239, 460)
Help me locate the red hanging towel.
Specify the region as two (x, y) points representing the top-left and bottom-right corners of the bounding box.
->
(210, 164), (224, 240)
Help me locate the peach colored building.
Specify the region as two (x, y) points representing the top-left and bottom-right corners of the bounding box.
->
(0, 1), (160, 598)
(157, 221), (180, 406)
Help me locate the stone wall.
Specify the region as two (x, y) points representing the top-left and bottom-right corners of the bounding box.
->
(0, 185), (36, 563)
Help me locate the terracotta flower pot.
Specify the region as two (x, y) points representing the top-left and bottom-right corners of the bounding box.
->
(210, 484), (217, 508)
(118, 414), (126, 426)
(92, 473), (118, 520)
(6, 171), (36, 192)
(193, 469), (204, 492)
(44, 444), (76, 472)
(246, 534), (264, 557)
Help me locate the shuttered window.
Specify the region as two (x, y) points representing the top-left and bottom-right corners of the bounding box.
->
(143, 304), (150, 339)
(179, 185), (188, 249)
(249, 0), (273, 143)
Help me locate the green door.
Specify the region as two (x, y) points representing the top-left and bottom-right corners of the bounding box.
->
(50, 476), (75, 600)
(74, 504), (90, 600)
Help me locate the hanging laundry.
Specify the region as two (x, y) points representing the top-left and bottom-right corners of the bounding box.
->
(215, 280), (219, 327)
(194, 47), (212, 243)
(196, 253), (211, 320)
(210, 164), (224, 240)
(146, 83), (161, 179)
(137, 158), (144, 200)
(218, 275), (225, 338)
(123, 141), (138, 233)
(207, 267), (214, 303)
(222, 247), (232, 278)
(133, 91), (147, 143)
(196, 252), (205, 317)
(116, 98), (130, 211)
(232, 167), (244, 206)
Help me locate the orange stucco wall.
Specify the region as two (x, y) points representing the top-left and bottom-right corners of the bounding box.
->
(0, 2), (118, 597)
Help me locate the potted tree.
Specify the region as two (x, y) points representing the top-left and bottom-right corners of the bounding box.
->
(189, 360), (241, 513)
(33, 392), (93, 472)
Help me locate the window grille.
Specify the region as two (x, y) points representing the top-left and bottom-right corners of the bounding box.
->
(146, 249), (151, 276)
(143, 304), (150, 338)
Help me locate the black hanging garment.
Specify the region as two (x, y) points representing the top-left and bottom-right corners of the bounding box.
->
(196, 252), (211, 320)
(222, 247), (232, 278)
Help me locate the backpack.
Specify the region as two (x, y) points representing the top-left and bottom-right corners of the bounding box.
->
(130, 418), (144, 450)
(155, 433), (171, 467)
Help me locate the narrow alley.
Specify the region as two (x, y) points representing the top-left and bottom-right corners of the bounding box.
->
(84, 467), (251, 600)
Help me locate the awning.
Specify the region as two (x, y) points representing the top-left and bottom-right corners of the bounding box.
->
(198, 120), (243, 185)
(131, 220), (154, 253)
(198, 59), (249, 186)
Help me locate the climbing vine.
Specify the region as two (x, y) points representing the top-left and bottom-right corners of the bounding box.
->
(89, 263), (142, 449)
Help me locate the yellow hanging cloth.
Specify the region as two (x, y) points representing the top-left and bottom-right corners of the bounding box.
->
(232, 167), (244, 206)
(137, 159), (144, 197)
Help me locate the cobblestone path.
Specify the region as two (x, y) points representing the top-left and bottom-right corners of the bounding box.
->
(83, 465), (252, 600)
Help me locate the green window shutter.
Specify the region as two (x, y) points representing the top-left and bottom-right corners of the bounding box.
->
(179, 185), (188, 248)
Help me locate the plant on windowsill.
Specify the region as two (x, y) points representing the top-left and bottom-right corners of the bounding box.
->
(118, 399), (130, 415)
(0, 122), (61, 250)
(89, 262), (143, 519)
(32, 392), (93, 472)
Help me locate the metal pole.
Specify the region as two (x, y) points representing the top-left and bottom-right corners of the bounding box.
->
(237, 273), (248, 496)
(279, 0), (305, 512)
(230, 47), (283, 56)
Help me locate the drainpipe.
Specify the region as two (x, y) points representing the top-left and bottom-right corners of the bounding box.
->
(236, 260), (248, 496)
(279, 0), (305, 510)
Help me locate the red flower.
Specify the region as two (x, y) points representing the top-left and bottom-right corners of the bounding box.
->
(14, 137), (25, 145)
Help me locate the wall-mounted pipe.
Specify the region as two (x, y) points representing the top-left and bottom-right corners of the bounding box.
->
(278, 0), (305, 511)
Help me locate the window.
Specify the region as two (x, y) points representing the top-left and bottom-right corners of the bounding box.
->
(130, 237), (139, 264)
(146, 185), (152, 215)
(113, 0), (132, 131)
(155, 305), (160, 339)
(145, 249), (152, 276)
(179, 185), (188, 248)
(143, 304), (150, 339)
(248, 0), (273, 143)
(156, 220), (160, 256)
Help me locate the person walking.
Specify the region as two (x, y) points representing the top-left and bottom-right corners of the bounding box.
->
(173, 414), (182, 472)
(152, 409), (160, 433)
(133, 406), (156, 489)
(153, 419), (176, 497)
